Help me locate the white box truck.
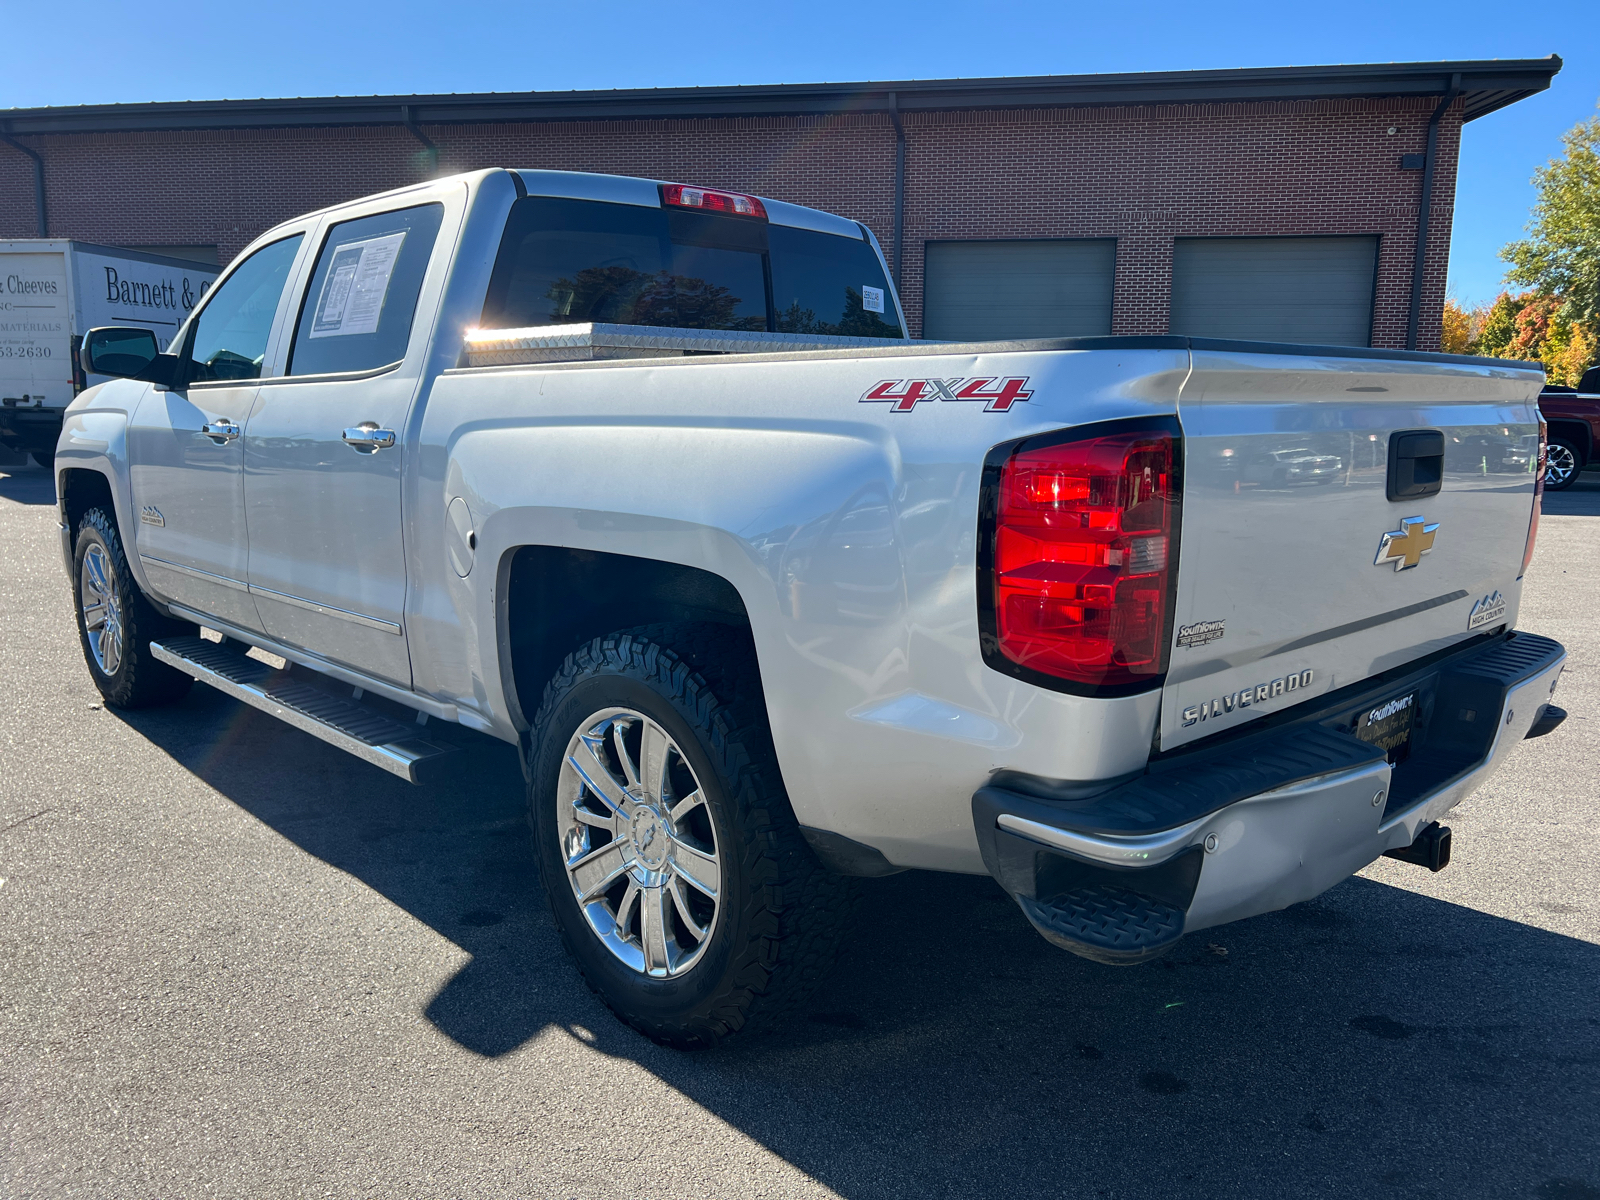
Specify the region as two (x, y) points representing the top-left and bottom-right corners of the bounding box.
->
(1, 241), (218, 465)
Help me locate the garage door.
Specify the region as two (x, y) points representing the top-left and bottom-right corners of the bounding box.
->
(922, 239), (1116, 341)
(1170, 236), (1378, 346)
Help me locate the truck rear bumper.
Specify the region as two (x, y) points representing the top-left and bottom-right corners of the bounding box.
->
(972, 630), (1566, 963)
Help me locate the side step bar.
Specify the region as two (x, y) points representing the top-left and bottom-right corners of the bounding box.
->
(151, 636), (457, 783)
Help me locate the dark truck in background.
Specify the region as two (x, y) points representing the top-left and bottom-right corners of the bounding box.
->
(1540, 364), (1600, 491)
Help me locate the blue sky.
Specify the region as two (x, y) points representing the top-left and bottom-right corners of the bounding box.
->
(3, 0), (1596, 306)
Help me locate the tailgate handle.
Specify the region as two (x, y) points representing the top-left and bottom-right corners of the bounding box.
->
(1387, 429), (1443, 501)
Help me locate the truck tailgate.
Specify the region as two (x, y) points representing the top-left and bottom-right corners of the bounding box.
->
(1161, 347), (1544, 751)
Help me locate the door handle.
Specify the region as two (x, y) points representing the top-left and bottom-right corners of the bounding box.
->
(201, 421), (240, 443)
(342, 423), (397, 453)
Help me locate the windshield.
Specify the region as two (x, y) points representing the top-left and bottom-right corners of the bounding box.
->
(480, 195), (904, 339)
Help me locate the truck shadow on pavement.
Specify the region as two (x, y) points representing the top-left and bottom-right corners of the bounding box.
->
(114, 689), (1600, 1200)
(1543, 472), (1600, 516)
(0, 465), (57, 506)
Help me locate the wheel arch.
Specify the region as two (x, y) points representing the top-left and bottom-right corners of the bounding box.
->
(1546, 419), (1592, 465)
(58, 466), (116, 534)
(498, 545), (761, 733)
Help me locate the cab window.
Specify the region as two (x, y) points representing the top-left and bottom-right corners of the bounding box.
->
(184, 235), (303, 383)
(288, 203), (445, 376)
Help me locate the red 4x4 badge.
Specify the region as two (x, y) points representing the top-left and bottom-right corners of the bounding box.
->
(860, 376), (1033, 413)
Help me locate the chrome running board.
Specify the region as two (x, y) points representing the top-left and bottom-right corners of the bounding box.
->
(150, 636), (456, 783)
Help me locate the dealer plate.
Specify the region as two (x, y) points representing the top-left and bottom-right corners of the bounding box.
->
(1355, 691), (1417, 764)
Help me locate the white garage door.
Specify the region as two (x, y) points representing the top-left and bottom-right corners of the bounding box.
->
(922, 239), (1116, 340)
(1170, 236), (1378, 347)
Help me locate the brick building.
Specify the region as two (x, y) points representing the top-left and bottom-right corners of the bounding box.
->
(0, 58), (1560, 349)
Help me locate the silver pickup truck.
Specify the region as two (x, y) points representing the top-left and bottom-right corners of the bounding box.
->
(57, 168), (1568, 1047)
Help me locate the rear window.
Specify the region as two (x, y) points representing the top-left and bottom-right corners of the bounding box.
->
(479, 195), (903, 339)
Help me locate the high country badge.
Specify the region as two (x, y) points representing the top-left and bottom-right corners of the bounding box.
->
(1467, 590), (1507, 630)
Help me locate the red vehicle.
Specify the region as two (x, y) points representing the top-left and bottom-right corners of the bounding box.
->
(1540, 364), (1600, 490)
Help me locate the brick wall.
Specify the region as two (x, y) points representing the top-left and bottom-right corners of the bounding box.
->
(0, 96), (1462, 349)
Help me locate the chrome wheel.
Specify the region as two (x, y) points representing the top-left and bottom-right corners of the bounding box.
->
(80, 543), (124, 677)
(1545, 441), (1578, 489)
(557, 708), (721, 978)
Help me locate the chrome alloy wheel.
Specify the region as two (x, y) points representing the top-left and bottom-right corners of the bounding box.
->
(558, 708), (721, 978)
(1545, 441), (1578, 488)
(80, 543), (125, 677)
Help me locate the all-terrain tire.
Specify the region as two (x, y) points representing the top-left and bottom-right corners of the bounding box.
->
(527, 624), (855, 1048)
(72, 507), (195, 709)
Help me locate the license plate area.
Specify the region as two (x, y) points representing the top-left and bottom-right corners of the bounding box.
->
(1354, 690), (1418, 764)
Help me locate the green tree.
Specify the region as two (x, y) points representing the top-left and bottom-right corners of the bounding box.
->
(1500, 112), (1600, 374)
(1475, 292), (1525, 358)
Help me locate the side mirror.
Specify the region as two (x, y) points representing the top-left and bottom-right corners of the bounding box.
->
(81, 327), (178, 387)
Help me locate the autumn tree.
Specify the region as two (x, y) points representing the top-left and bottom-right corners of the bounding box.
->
(1440, 299), (1477, 354)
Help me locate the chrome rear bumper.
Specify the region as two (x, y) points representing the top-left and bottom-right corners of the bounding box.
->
(973, 631), (1566, 962)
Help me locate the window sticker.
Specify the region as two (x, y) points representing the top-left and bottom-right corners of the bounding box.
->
(310, 231), (407, 338)
(861, 285), (885, 314)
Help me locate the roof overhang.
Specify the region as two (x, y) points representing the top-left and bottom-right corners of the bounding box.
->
(0, 57), (1561, 137)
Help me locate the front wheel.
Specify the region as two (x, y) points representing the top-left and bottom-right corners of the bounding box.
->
(527, 626), (852, 1048)
(1544, 436), (1582, 491)
(72, 507), (194, 708)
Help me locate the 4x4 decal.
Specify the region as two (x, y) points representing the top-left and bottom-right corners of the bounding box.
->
(861, 376), (1033, 413)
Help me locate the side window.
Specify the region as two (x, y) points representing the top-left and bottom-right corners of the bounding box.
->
(288, 204), (444, 377)
(185, 235), (303, 383)
(768, 225), (903, 338)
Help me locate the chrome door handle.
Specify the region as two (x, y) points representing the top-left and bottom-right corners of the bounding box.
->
(200, 421), (240, 443)
(342, 423), (397, 453)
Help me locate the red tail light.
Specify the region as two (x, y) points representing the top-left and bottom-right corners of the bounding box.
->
(984, 423), (1179, 691)
(1521, 417), (1546, 578)
(661, 183), (767, 219)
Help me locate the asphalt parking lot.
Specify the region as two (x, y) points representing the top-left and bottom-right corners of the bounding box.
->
(2, 461), (1597, 1200)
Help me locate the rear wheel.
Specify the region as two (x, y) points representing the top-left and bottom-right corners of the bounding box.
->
(527, 626), (853, 1048)
(1545, 436), (1582, 491)
(72, 507), (194, 708)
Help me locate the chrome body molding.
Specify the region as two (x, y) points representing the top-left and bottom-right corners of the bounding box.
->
(140, 553), (403, 638)
(245, 584), (402, 635)
(140, 553), (249, 593)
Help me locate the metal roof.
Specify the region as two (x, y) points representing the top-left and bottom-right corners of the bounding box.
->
(0, 58), (1562, 136)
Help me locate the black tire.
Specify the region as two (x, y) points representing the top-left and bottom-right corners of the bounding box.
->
(1544, 435), (1583, 491)
(72, 507), (195, 709)
(30, 451), (52, 470)
(527, 625), (854, 1048)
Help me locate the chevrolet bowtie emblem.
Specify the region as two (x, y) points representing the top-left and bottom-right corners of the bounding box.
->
(1374, 516), (1439, 571)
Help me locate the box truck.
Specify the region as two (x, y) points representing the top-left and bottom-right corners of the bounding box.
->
(1, 240), (218, 464)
